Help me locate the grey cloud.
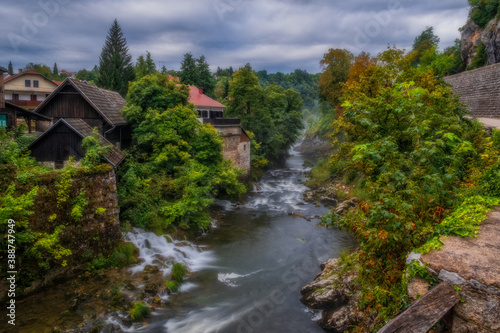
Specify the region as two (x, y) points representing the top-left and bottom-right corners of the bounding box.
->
(0, 0), (470, 73)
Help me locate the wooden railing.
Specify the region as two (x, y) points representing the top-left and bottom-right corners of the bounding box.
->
(6, 100), (42, 108)
(378, 281), (460, 333)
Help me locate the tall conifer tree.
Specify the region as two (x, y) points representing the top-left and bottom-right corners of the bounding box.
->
(96, 19), (135, 96)
(179, 53), (216, 96)
(52, 62), (59, 78)
(7, 61), (13, 75)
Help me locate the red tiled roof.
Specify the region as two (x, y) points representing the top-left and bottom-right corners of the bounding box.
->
(187, 86), (225, 109)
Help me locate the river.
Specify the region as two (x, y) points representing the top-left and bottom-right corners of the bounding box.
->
(124, 149), (356, 333)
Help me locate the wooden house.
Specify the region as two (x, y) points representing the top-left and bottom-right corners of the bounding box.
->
(29, 78), (130, 168)
(34, 78), (131, 149)
(29, 118), (125, 169)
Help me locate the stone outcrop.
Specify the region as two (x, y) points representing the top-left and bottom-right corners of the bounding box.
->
(407, 207), (500, 332)
(461, 18), (500, 67)
(300, 258), (363, 332)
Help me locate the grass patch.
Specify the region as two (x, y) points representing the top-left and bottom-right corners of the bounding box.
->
(129, 302), (150, 322)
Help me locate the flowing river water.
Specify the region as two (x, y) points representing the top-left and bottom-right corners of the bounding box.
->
(122, 149), (356, 333)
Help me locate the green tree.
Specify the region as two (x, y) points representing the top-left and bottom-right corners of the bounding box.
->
(179, 53), (216, 96)
(134, 51), (157, 80)
(76, 69), (97, 83)
(52, 62), (59, 78)
(412, 26), (440, 66)
(226, 67), (263, 116)
(96, 19), (135, 96)
(81, 128), (112, 168)
(196, 55), (216, 96)
(25, 63), (52, 78)
(119, 74), (245, 230)
(179, 53), (198, 86)
(468, 0), (500, 27)
(7, 61), (13, 75)
(318, 48), (354, 108)
(226, 68), (304, 165)
(468, 40), (488, 70)
(328, 47), (481, 328)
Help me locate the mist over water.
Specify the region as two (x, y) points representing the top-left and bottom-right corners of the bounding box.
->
(124, 149), (356, 333)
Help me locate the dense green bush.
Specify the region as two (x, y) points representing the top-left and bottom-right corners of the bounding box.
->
(323, 47), (492, 330)
(119, 74), (246, 231)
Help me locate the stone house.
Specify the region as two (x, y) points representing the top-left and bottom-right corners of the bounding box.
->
(188, 86), (251, 174)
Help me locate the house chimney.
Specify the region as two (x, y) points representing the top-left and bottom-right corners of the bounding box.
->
(18, 69), (23, 74)
(199, 88), (203, 95)
(0, 67), (6, 109)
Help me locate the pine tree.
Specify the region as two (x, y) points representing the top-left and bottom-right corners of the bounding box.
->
(179, 53), (215, 96)
(96, 19), (135, 96)
(196, 55), (216, 96)
(179, 53), (199, 86)
(134, 51), (157, 79)
(8, 61), (13, 75)
(52, 62), (59, 78)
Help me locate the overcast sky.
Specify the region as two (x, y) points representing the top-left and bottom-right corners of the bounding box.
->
(1, 0), (470, 74)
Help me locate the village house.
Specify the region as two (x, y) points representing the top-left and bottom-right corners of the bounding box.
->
(188, 85), (251, 174)
(29, 78), (128, 168)
(0, 67), (52, 132)
(25, 75), (249, 173)
(3, 69), (59, 110)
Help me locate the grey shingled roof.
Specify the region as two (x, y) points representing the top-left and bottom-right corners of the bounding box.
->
(70, 79), (127, 125)
(29, 118), (126, 167)
(34, 78), (127, 126)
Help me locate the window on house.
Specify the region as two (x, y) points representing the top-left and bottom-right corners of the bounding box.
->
(33, 80), (39, 88)
(243, 144), (246, 151)
(0, 115), (7, 127)
(12, 94), (19, 101)
(25, 80), (31, 87)
(31, 95), (37, 101)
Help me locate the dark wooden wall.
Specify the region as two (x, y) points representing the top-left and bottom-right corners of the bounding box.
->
(30, 122), (84, 162)
(0, 108), (17, 128)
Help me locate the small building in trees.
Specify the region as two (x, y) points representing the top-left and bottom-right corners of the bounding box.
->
(188, 85), (251, 174)
(189, 86), (225, 120)
(29, 118), (125, 169)
(3, 70), (59, 110)
(29, 78), (130, 168)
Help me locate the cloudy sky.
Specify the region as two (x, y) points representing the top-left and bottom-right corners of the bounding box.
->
(1, 0), (470, 74)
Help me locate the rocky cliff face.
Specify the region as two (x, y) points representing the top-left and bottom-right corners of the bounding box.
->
(461, 18), (500, 66)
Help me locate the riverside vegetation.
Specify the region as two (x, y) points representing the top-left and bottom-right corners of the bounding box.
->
(304, 35), (500, 331)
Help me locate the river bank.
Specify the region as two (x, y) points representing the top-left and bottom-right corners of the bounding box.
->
(5, 148), (356, 333)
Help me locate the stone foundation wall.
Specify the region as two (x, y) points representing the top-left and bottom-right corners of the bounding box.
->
(444, 63), (500, 118)
(214, 124), (251, 174)
(0, 164), (122, 298)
